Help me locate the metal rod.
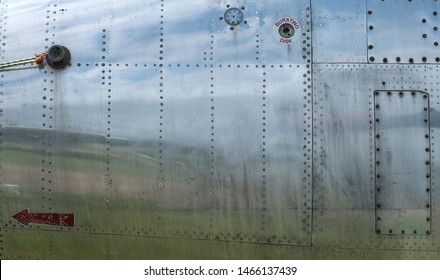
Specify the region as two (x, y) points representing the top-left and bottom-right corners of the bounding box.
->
(0, 57), (36, 69)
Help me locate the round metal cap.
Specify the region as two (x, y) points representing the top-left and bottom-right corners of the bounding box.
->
(279, 23), (295, 38)
(47, 45), (71, 69)
(48, 45), (65, 62)
(224, 8), (243, 26)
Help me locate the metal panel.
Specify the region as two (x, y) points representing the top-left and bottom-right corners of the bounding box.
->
(374, 90), (431, 235)
(367, 0), (440, 64)
(212, 0), (311, 64)
(54, 0), (112, 64)
(312, 0), (368, 63)
(0, 1), (49, 61)
(0, 69), (46, 128)
(313, 64), (439, 253)
(313, 64), (375, 248)
(0, 0), (313, 258)
(259, 66), (312, 245)
(109, 0), (161, 64)
(161, 0), (214, 65)
(197, 65), (312, 244)
(1, 0), (439, 260)
(142, 64), (313, 245)
(256, 0), (311, 65)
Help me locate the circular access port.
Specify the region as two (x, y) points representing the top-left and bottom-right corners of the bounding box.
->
(224, 7), (243, 26)
(48, 45), (65, 62)
(47, 45), (71, 69)
(279, 23), (295, 38)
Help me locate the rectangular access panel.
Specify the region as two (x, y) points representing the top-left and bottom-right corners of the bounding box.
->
(367, 0), (440, 64)
(374, 90), (431, 235)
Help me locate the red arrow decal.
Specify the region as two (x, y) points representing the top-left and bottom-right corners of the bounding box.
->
(12, 209), (74, 227)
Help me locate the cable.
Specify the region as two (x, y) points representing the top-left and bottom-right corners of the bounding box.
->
(0, 52), (47, 70)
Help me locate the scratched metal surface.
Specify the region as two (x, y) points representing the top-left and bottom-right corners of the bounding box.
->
(0, 0), (439, 259)
(374, 89), (431, 235)
(312, 63), (439, 254)
(312, 0), (367, 63)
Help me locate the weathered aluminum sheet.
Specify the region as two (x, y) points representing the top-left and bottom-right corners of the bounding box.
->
(374, 90), (431, 236)
(367, 0), (440, 64)
(312, 64), (439, 254)
(0, 0), (439, 260)
(312, 0), (368, 63)
(0, 0), (314, 259)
